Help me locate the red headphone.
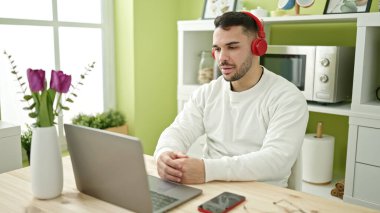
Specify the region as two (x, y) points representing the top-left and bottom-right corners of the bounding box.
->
(212, 11), (267, 59)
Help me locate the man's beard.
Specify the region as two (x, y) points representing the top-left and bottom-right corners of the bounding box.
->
(220, 55), (252, 82)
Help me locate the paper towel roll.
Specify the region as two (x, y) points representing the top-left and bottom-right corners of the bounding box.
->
(302, 134), (335, 184)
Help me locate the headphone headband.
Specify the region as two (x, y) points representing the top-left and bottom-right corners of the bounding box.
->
(241, 11), (266, 39)
(212, 11), (267, 58)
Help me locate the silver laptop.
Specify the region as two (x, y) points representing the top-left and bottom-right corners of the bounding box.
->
(64, 124), (202, 213)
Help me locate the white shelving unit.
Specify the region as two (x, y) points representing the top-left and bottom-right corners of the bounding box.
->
(343, 13), (380, 210)
(177, 12), (380, 210)
(177, 13), (380, 115)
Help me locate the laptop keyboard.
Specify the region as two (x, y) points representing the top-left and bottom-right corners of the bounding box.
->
(150, 191), (178, 211)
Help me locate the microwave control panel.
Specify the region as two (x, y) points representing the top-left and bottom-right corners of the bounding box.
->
(313, 46), (355, 103)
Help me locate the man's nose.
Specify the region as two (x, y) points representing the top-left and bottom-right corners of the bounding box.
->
(218, 49), (229, 62)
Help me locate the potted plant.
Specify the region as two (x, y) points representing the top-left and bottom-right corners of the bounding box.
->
(72, 110), (127, 135)
(20, 125), (32, 165)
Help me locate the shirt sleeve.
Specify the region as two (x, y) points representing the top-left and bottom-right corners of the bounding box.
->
(203, 90), (309, 183)
(154, 86), (207, 161)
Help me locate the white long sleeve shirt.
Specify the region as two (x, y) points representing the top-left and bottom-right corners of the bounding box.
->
(154, 67), (309, 187)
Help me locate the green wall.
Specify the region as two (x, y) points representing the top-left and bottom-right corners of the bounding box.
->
(115, 0), (180, 154)
(115, 0), (135, 134)
(114, 0), (379, 179)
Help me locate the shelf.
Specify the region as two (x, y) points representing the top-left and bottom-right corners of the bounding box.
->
(178, 20), (213, 31)
(307, 102), (351, 116)
(351, 20), (380, 118)
(178, 13), (380, 33)
(302, 180), (342, 201)
(357, 12), (380, 27)
(178, 13), (380, 32)
(178, 85), (352, 116)
(261, 13), (363, 24)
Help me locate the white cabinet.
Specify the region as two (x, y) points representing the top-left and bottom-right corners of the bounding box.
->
(0, 121), (22, 173)
(178, 12), (380, 210)
(345, 117), (380, 210)
(356, 126), (380, 167)
(343, 13), (380, 210)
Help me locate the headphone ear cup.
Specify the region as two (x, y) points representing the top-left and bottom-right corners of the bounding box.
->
(212, 49), (215, 59)
(251, 38), (268, 56)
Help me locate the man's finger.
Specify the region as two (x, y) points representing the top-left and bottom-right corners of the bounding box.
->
(173, 151), (189, 159)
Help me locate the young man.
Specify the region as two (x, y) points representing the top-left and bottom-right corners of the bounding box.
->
(154, 12), (308, 187)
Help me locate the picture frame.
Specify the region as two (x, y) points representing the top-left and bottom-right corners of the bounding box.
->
(324, 0), (372, 14)
(202, 0), (237, 19)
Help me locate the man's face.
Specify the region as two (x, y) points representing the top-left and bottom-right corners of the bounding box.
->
(212, 26), (254, 82)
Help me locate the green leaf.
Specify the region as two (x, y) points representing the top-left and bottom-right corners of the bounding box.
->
(23, 103), (36, 110)
(13, 65), (17, 69)
(59, 103), (70, 111)
(78, 82), (83, 85)
(80, 74), (85, 79)
(8, 54), (11, 59)
(20, 82), (25, 86)
(11, 71), (17, 74)
(71, 93), (77, 97)
(23, 95), (33, 101)
(47, 89), (56, 105)
(27, 103), (36, 110)
(28, 112), (38, 118)
(66, 98), (74, 103)
(17, 76), (22, 80)
(37, 90), (54, 127)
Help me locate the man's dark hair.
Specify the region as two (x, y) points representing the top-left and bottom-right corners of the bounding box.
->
(214, 12), (258, 35)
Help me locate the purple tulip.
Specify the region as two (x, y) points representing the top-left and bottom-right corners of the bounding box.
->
(50, 70), (72, 93)
(27, 68), (45, 92)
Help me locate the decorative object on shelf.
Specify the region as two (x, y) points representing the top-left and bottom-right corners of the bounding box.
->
(278, 0), (296, 10)
(3, 51), (95, 199)
(72, 110), (127, 135)
(302, 122), (335, 184)
(324, 0), (372, 14)
(376, 86), (380, 101)
(198, 50), (214, 84)
(278, 0), (315, 15)
(202, 0), (237, 19)
(250, 7), (268, 17)
(270, 9), (287, 17)
(330, 179), (345, 199)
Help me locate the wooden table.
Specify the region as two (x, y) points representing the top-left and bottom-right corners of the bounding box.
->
(0, 155), (378, 213)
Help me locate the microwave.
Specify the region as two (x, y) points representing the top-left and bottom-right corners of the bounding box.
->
(260, 45), (355, 103)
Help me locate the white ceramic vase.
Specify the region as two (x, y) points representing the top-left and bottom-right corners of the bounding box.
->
(31, 126), (63, 199)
